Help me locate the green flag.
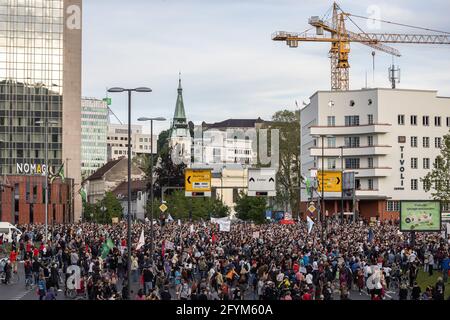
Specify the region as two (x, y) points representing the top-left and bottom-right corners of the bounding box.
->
(103, 97), (112, 106)
(79, 187), (87, 203)
(101, 238), (115, 259)
(305, 178), (311, 197)
(49, 163), (65, 183)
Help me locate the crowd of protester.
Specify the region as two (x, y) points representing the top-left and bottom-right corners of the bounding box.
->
(1, 217), (449, 301)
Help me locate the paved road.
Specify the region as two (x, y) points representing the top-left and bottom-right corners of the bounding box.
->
(0, 263), (399, 301)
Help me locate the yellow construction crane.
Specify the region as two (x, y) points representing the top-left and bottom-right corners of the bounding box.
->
(272, 2), (450, 91)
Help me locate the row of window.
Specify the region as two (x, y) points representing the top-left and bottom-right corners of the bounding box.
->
(327, 115), (374, 127)
(410, 136), (441, 148)
(398, 115), (450, 127)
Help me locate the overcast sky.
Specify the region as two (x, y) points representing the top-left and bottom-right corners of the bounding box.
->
(82, 0), (450, 134)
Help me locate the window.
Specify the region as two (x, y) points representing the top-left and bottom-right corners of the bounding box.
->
(368, 114), (374, 125)
(367, 136), (374, 147)
(435, 116), (441, 127)
(423, 180), (431, 191)
(114, 150), (118, 155)
(344, 137), (360, 148)
(435, 137), (442, 148)
(411, 179), (418, 191)
(411, 158), (418, 169)
(423, 137), (430, 148)
(327, 137), (336, 148)
(423, 116), (429, 126)
(345, 116), (359, 126)
(423, 158), (430, 169)
(139, 138), (143, 142)
(447, 117), (450, 127)
(411, 136), (418, 148)
(349, 100), (355, 107)
(386, 201), (400, 212)
(327, 158), (337, 169)
(345, 158), (360, 169)
(398, 115), (405, 125)
(434, 157), (442, 169)
(410, 115), (417, 126)
(327, 116), (336, 126)
(368, 179), (374, 190)
(368, 157), (374, 169)
(355, 179), (361, 190)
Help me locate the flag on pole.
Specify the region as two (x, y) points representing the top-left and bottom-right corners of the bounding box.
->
(101, 238), (115, 259)
(211, 233), (217, 244)
(190, 225), (195, 233)
(178, 219), (181, 226)
(307, 216), (315, 234)
(136, 229), (145, 250)
(167, 214), (174, 223)
(79, 187), (87, 203)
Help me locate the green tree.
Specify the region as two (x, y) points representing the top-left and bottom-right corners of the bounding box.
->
(148, 190), (229, 221)
(270, 110), (301, 218)
(92, 192), (123, 224)
(422, 132), (450, 203)
(235, 192), (268, 224)
(153, 147), (186, 198)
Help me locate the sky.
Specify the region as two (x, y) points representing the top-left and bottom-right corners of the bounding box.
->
(82, 0), (450, 134)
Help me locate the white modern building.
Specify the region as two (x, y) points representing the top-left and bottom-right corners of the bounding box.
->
(300, 88), (450, 221)
(107, 124), (157, 161)
(81, 98), (109, 179)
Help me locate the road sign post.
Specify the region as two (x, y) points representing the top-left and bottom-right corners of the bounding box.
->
(185, 169), (212, 198)
(317, 171), (342, 193)
(248, 168), (276, 197)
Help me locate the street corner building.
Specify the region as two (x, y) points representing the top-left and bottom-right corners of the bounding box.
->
(0, 0), (83, 223)
(300, 88), (450, 221)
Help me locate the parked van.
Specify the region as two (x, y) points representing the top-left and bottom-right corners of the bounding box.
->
(0, 222), (22, 243)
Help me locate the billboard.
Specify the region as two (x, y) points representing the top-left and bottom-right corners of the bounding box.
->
(185, 169), (212, 197)
(400, 201), (441, 232)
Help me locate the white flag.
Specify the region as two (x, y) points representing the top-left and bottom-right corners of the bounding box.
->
(307, 216), (315, 234)
(136, 229), (145, 250)
(167, 214), (174, 222)
(190, 225), (195, 233)
(178, 219), (181, 226)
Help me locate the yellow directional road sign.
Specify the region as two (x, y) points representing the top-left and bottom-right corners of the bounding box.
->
(317, 171), (342, 192)
(185, 169), (212, 197)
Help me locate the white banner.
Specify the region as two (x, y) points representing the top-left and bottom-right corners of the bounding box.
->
(219, 220), (231, 232)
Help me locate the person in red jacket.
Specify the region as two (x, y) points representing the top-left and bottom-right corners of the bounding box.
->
(9, 250), (17, 273)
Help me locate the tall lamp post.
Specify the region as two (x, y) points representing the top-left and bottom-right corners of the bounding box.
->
(138, 116), (166, 262)
(108, 86), (152, 300)
(36, 119), (58, 243)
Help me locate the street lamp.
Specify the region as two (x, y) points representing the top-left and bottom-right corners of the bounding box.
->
(138, 116), (166, 262)
(108, 86), (152, 300)
(36, 119), (58, 244)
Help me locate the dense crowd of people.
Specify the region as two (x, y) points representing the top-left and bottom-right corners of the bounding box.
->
(1, 217), (449, 301)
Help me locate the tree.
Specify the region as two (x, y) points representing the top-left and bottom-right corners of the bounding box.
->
(87, 192), (123, 224)
(148, 190), (229, 221)
(153, 147), (187, 199)
(235, 192), (268, 224)
(269, 110), (301, 218)
(422, 132), (450, 203)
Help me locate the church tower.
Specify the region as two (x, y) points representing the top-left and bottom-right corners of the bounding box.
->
(169, 74), (192, 164)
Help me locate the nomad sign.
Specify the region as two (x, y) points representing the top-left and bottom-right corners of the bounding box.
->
(318, 171), (342, 193)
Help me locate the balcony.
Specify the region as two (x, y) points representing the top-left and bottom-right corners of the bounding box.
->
(310, 124), (391, 136)
(310, 145), (392, 157)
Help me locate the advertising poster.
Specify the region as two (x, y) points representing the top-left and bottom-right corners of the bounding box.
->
(400, 201), (441, 232)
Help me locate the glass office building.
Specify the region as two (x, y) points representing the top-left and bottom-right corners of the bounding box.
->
(0, 0), (64, 174)
(0, 0), (82, 223)
(81, 98), (108, 179)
